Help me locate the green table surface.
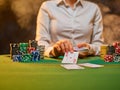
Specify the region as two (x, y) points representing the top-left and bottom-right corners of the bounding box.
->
(0, 55), (120, 90)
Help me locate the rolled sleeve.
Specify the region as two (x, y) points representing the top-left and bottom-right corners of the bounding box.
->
(90, 6), (104, 55)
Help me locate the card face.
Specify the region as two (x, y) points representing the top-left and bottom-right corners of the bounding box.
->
(61, 64), (85, 70)
(79, 63), (104, 68)
(62, 52), (79, 64)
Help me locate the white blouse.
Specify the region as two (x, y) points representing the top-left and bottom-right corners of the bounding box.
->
(36, 0), (104, 57)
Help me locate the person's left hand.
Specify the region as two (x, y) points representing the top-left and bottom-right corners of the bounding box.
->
(50, 39), (73, 57)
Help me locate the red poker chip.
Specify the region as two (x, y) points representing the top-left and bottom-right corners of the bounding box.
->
(113, 42), (120, 48)
(104, 55), (113, 62)
(115, 46), (120, 54)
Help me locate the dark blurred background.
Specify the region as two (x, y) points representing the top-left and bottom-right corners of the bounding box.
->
(0, 0), (120, 55)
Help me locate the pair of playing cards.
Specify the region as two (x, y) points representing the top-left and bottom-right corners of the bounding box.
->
(61, 50), (104, 70)
(61, 63), (104, 70)
(61, 51), (84, 70)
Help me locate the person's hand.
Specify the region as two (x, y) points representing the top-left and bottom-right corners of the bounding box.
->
(77, 42), (91, 58)
(50, 39), (73, 57)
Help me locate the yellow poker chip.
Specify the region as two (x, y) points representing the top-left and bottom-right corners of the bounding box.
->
(100, 45), (108, 59)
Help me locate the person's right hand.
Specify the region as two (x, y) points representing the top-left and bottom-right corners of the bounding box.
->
(50, 39), (73, 57)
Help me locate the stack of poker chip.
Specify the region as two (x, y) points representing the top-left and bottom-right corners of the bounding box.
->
(31, 50), (40, 61)
(104, 54), (114, 62)
(29, 40), (37, 49)
(19, 43), (28, 54)
(107, 45), (115, 55)
(102, 42), (120, 62)
(113, 54), (120, 62)
(22, 53), (32, 62)
(100, 45), (108, 59)
(113, 44), (120, 62)
(10, 40), (45, 62)
(19, 43), (31, 62)
(10, 43), (20, 60)
(37, 45), (45, 59)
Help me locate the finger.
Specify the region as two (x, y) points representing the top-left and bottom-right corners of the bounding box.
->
(64, 40), (71, 52)
(60, 42), (65, 53)
(65, 40), (73, 52)
(56, 40), (66, 53)
(68, 42), (73, 52)
(77, 43), (90, 49)
(64, 42), (69, 52)
(54, 45), (61, 52)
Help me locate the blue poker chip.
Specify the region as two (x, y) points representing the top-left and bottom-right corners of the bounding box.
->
(31, 50), (40, 61)
(13, 55), (22, 62)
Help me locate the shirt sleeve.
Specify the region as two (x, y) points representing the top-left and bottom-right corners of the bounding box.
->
(90, 5), (104, 55)
(35, 2), (53, 57)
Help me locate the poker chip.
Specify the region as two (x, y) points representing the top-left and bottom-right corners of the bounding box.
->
(22, 54), (32, 62)
(31, 50), (40, 61)
(27, 47), (35, 53)
(107, 45), (115, 55)
(37, 45), (45, 59)
(113, 42), (120, 48)
(13, 55), (22, 62)
(115, 46), (120, 55)
(100, 45), (108, 59)
(29, 40), (37, 49)
(19, 43), (28, 54)
(104, 55), (113, 62)
(113, 54), (120, 62)
(10, 43), (20, 59)
(102, 41), (120, 63)
(10, 40), (45, 62)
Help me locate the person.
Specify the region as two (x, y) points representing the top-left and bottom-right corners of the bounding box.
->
(35, 0), (104, 58)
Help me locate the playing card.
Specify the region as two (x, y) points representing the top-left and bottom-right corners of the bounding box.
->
(61, 64), (85, 70)
(79, 63), (104, 68)
(62, 52), (79, 64)
(73, 47), (89, 52)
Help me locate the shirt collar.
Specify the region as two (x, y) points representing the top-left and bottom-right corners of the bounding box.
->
(56, 0), (83, 7)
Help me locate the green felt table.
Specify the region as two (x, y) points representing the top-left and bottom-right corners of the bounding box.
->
(0, 55), (120, 90)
